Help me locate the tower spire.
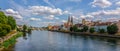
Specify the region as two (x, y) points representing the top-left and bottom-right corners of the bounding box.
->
(71, 16), (73, 25)
(68, 16), (71, 23)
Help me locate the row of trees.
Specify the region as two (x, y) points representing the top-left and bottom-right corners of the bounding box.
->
(0, 11), (16, 37)
(18, 24), (32, 33)
(70, 24), (118, 35)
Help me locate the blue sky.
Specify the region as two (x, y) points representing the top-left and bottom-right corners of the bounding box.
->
(0, 0), (120, 27)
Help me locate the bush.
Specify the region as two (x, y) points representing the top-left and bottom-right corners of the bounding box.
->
(98, 28), (105, 33)
(7, 16), (16, 30)
(17, 28), (20, 32)
(23, 25), (27, 31)
(72, 25), (78, 32)
(0, 30), (7, 36)
(0, 11), (16, 37)
(28, 28), (32, 33)
(107, 24), (118, 34)
(3, 25), (11, 33)
(82, 26), (88, 32)
(0, 24), (11, 37)
(89, 27), (95, 33)
(70, 27), (73, 31)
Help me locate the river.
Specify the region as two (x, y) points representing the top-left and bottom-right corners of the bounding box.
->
(3, 30), (120, 51)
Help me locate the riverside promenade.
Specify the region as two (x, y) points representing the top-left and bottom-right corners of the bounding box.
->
(0, 31), (19, 51)
(50, 30), (120, 38)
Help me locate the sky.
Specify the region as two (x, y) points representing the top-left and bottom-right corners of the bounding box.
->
(0, 0), (120, 27)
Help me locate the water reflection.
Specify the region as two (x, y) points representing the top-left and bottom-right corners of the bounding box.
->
(22, 31), (32, 40)
(4, 31), (120, 51)
(23, 32), (27, 40)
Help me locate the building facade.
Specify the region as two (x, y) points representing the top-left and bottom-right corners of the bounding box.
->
(117, 20), (120, 32)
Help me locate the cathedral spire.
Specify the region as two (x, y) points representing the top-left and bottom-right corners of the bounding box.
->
(68, 16), (71, 23)
(71, 16), (73, 25)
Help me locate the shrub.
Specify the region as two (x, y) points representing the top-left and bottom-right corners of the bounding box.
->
(76, 29), (81, 32)
(98, 28), (105, 33)
(70, 27), (73, 31)
(73, 25), (78, 32)
(107, 24), (118, 34)
(3, 25), (11, 33)
(82, 26), (88, 32)
(7, 16), (16, 30)
(89, 27), (95, 33)
(0, 30), (7, 36)
(23, 25), (27, 31)
(28, 28), (32, 33)
(17, 28), (20, 32)
(0, 24), (11, 37)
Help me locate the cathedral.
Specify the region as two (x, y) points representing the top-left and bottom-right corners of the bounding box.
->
(63, 16), (73, 31)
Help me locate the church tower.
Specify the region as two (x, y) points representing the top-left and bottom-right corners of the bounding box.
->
(71, 16), (73, 25)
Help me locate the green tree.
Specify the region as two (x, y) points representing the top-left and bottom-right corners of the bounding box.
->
(3, 24), (11, 33)
(70, 27), (73, 31)
(0, 11), (17, 37)
(98, 28), (105, 33)
(72, 25), (78, 32)
(17, 28), (20, 32)
(23, 25), (27, 31)
(7, 16), (16, 30)
(89, 27), (95, 33)
(0, 11), (7, 24)
(0, 24), (11, 37)
(28, 28), (32, 33)
(82, 26), (88, 32)
(0, 30), (7, 36)
(107, 24), (118, 34)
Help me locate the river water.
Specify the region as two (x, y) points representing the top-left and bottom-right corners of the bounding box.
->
(4, 30), (120, 51)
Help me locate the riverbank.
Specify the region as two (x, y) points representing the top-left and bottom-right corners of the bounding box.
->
(50, 30), (120, 38)
(0, 31), (23, 51)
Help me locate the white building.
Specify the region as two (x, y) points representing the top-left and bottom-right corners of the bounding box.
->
(117, 20), (120, 32)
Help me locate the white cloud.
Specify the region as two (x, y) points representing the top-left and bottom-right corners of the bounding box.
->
(80, 7), (120, 21)
(72, 16), (79, 20)
(88, 8), (120, 16)
(5, 9), (23, 19)
(80, 15), (93, 19)
(61, 20), (67, 23)
(30, 18), (41, 21)
(90, 0), (112, 8)
(63, 11), (71, 14)
(28, 6), (69, 16)
(44, 15), (55, 20)
(80, 15), (86, 19)
(116, 1), (120, 6)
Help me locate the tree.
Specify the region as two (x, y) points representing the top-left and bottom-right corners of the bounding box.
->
(0, 24), (11, 37)
(28, 28), (32, 33)
(82, 26), (88, 32)
(23, 25), (27, 31)
(7, 16), (16, 30)
(72, 25), (78, 32)
(3, 24), (11, 33)
(107, 24), (118, 34)
(70, 27), (73, 31)
(89, 27), (95, 33)
(0, 11), (17, 37)
(0, 11), (7, 24)
(98, 28), (105, 33)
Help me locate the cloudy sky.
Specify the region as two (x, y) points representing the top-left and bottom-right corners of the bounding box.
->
(0, 0), (120, 27)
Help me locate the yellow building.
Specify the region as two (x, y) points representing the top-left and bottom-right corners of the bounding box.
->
(48, 24), (52, 30)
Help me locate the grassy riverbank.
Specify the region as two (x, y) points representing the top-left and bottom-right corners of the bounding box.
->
(0, 32), (23, 50)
